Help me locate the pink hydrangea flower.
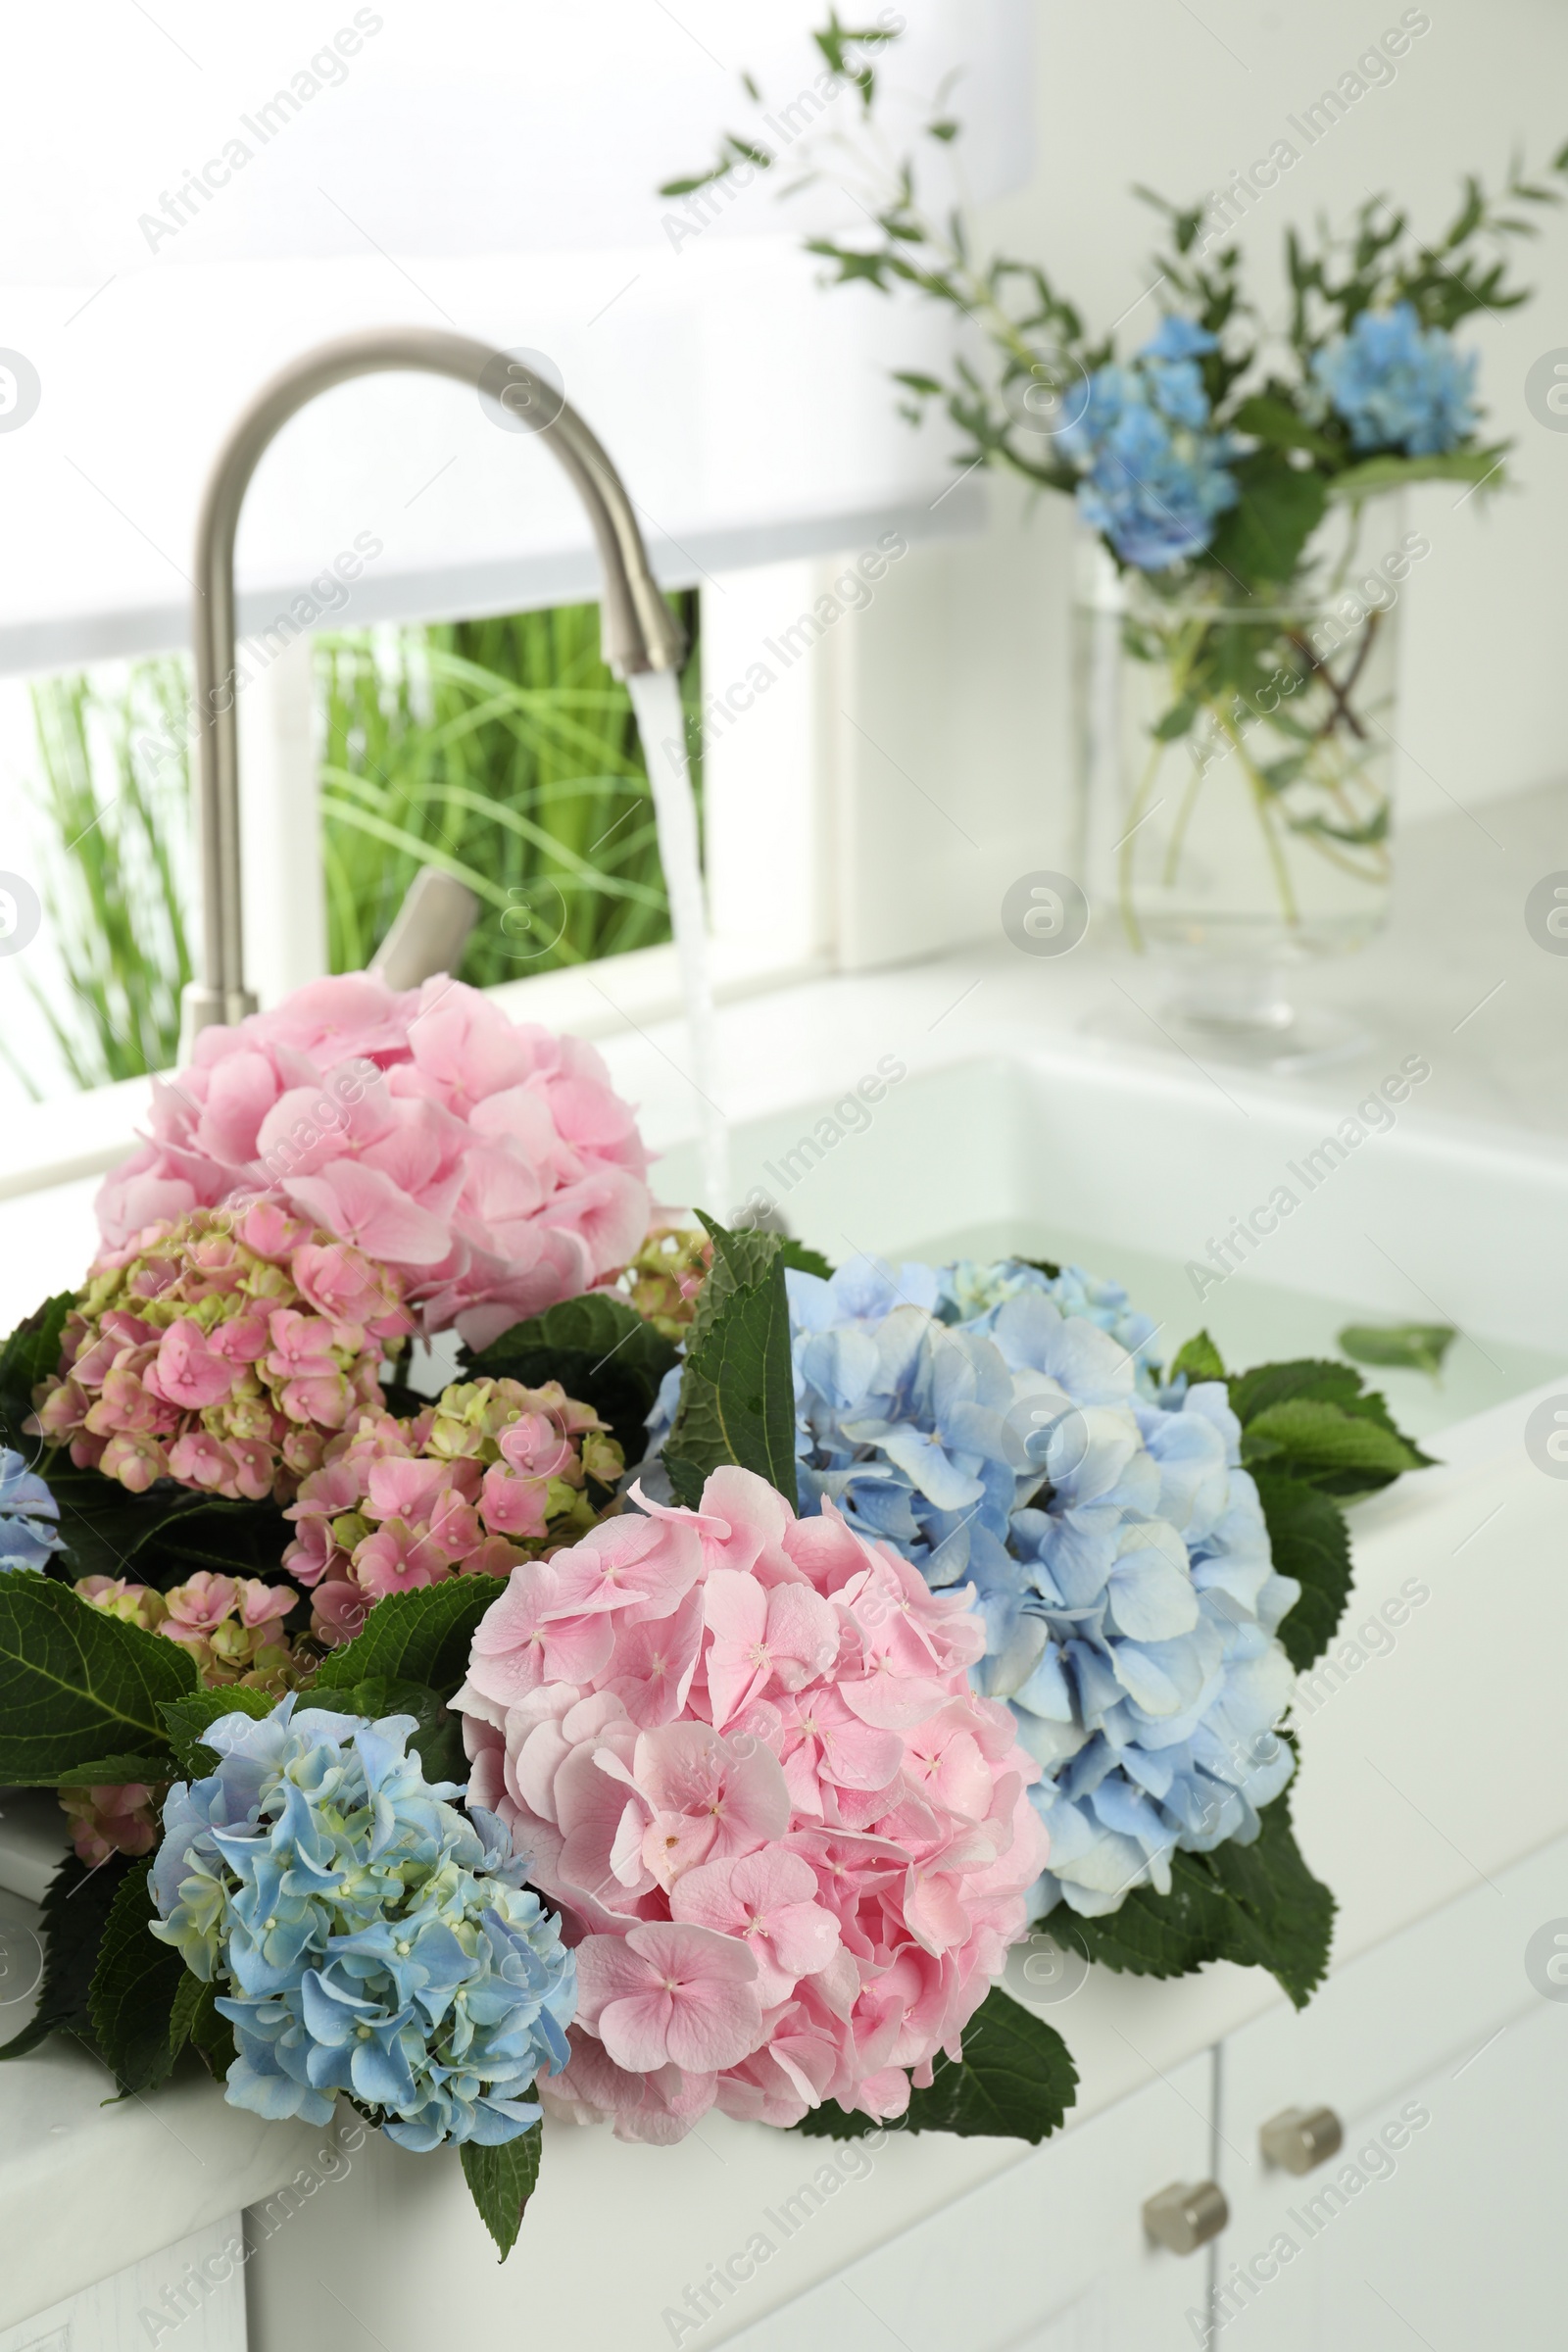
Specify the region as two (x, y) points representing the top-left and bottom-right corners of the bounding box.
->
(60, 1781), (164, 1867)
(453, 1465), (1050, 2142)
(281, 1376), (624, 1642)
(29, 1206), (402, 1503)
(157, 1571), (302, 1688)
(93, 973), (652, 1346)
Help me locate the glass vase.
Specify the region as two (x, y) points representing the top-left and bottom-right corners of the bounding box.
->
(1074, 521), (1403, 1068)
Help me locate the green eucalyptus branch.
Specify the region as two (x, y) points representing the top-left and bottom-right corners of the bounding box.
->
(663, 16), (1568, 522)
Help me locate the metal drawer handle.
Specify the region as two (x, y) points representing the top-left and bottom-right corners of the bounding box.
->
(1143, 2180), (1229, 2255)
(1259, 2104), (1345, 2175)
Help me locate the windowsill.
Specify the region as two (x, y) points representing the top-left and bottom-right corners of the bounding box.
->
(0, 935), (831, 1204)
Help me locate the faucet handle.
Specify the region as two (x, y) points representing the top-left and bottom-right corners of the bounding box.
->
(371, 865), (479, 992)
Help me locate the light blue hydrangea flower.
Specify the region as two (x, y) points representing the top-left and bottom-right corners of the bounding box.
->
(1060, 318), (1239, 571)
(151, 1698), (575, 2150)
(935, 1257), (1161, 1381)
(775, 1257), (1300, 1918)
(1311, 302), (1478, 455)
(0, 1448), (63, 1572)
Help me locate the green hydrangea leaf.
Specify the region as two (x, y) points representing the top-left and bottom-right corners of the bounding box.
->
(0, 1848), (133, 2064)
(462, 2126), (542, 2259)
(87, 1856), (193, 2095)
(27, 1464), (239, 1586)
(696, 1214), (784, 1296)
(1253, 1470), (1353, 1671)
(1229, 1358), (1435, 1494)
(185, 1977), (237, 2081)
(0, 1572), (198, 1783)
(54, 1753), (176, 1788)
(1241, 1396), (1430, 1492)
(796, 1986), (1077, 2142)
(1230, 1355), (1387, 1425)
(776, 1240), (834, 1281)
(1327, 443), (1507, 500)
(664, 1216), (797, 1508)
(129, 1499), (295, 1589)
(1205, 452), (1328, 585)
(1230, 394), (1339, 459)
(311, 1577), (508, 1698)
(1337, 1320), (1456, 1378)
(0, 1293), (73, 1447)
(168, 1967), (207, 2062)
(308, 1678), (467, 1785)
(159, 1686), (276, 1776)
(1071, 1791), (1334, 2010)
(1170, 1330), (1226, 1383)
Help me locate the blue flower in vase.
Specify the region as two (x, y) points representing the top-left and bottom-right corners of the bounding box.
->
(1060, 319), (1239, 572)
(1312, 302), (1479, 455)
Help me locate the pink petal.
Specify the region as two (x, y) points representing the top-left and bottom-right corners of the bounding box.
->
(287, 1161), (452, 1266)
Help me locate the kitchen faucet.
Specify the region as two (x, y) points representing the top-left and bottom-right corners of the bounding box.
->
(178, 326), (686, 1054)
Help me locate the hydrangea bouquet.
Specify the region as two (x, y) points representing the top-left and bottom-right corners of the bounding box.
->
(666, 24), (1567, 984)
(0, 972), (1429, 2255)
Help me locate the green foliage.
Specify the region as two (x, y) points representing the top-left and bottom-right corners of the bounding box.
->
(307, 1678), (468, 1785)
(128, 1500), (296, 1591)
(1071, 1791), (1334, 2010)
(1242, 1396), (1430, 1489)
(0, 1572), (196, 1783)
(88, 1857), (193, 2095)
(159, 1686), (275, 1776)
(1283, 163), (1568, 350)
(8, 600), (701, 1102)
(0, 1293), (73, 1450)
(775, 1239), (835, 1281)
(1203, 454), (1328, 586)
(3, 662), (193, 1098)
(1328, 444), (1507, 501)
(1224, 1355), (1430, 1672)
(663, 1214), (798, 1507)
(463, 1291), (679, 1461)
(1338, 1320), (1456, 1378)
(1252, 1471), (1353, 1672)
(0, 1848), (133, 2064)
(462, 2127), (543, 2260)
(1231, 394), (1339, 461)
(54, 1753), (177, 1788)
(318, 597), (701, 983)
(796, 1987), (1077, 2142)
(1230, 1358), (1434, 1497)
(14, 1450), (280, 1590)
(184, 1976), (238, 2082)
(661, 20), (1568, 608)
(1169, 1330), (1226, 1383)
(312, 1577), (508, 1698)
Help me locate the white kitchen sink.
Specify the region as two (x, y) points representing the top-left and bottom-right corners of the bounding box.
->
(650, 1034), (1568, 1440)
(5, 972), (1564, 1442)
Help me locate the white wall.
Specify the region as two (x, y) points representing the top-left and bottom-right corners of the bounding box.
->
(832, 0), (1568, 967)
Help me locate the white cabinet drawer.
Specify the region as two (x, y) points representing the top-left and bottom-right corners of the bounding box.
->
(721, 2052), (1216, 2352)
(1211, 1829), (1568, 2349)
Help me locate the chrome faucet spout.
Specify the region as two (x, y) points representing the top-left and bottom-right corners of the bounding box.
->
(179, 326), (686, 1053)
